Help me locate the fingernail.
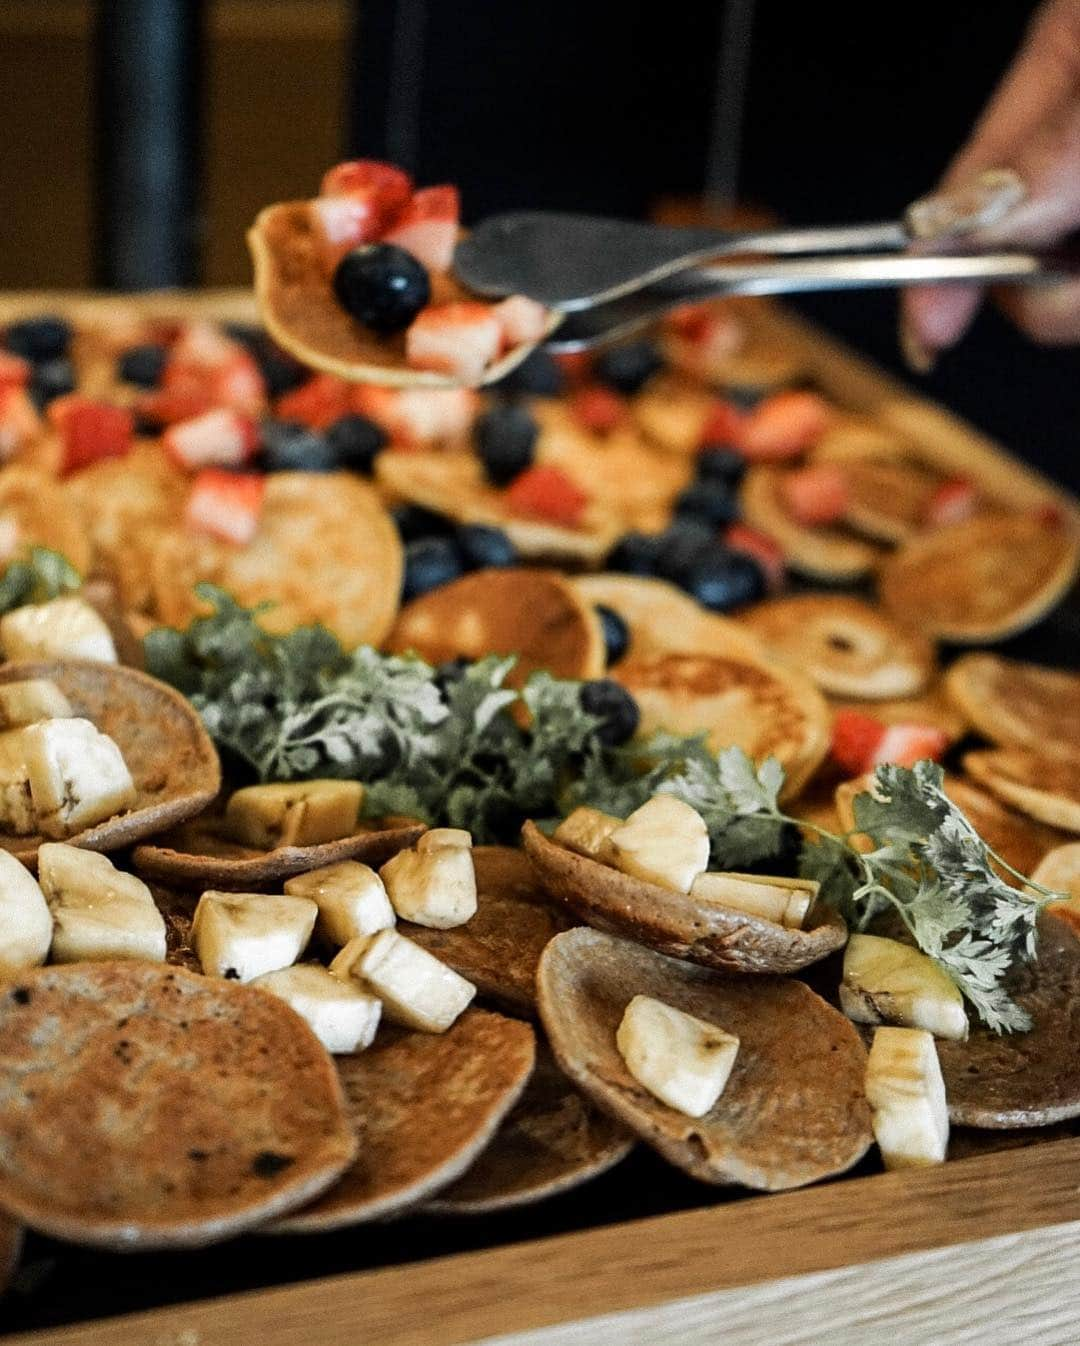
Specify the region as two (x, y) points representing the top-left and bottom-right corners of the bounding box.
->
(905, 168), (1027, 241)
(898, 316), (937, 375)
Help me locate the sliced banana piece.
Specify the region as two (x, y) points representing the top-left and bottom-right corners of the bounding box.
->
(416, 828), (472, 853)
(0, 849), (51, 975)
(865, 1026), (949, 1169)
(331, 929), (476, 1033)
(38, 843), (166, 963)
(380, 842), (477, 929)
(0, 679), (73, 728)
(284, 860), (395, 945)
(610, 795), (709, 894)
(0, 731), (35, 834)
(616, 994), (739, 1118)
(841, 934), (968, 1041)
(690, 871), (815, 929)
(253, 964), (382, 1054)
(224, 780), (364, 850)
(19, 719), (136, 839)
(553, 807), (622, 864)
(0, 597), (117, 664)
(192, 890), (317, 982)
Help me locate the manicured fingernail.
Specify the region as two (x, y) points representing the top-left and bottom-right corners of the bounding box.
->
(899, 316), (936, 375)
(905, 169), (1026, 241)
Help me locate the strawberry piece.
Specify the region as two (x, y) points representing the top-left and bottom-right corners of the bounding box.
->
(738, 390), (832, 461)
(505, 465), (589, 527)
(873, 722), (949, 769)
(320, 160), (413, 216)
(313, 162), (413, 270)
(0, 351), (31, 391)
(493, 295), (549, 347)
(570, 386), (626, 435)
(310, 197), (384, 272)
(164, 408), (259, 471)
(54, 398), (133, 475)
(725, 523), (785, 591)
(832, 708), (948, 775)
(275, 373), (352, 430)
(666, 303), (745, 375)
(0, 387), (42, 459)
(553, 352), (593, 387)
(925, 476), (977, 527)
(405, 302), (502, 385)
(383, 185), (459, 273)
(170, 321), (236, 367)
(699, 397), (746, 447)
(353, 385), (478, 446)
(164, 323), (266, 417)
(133, 387), (214, 429)
(185, 470), (265, 545)
(779, 462), (849, 525)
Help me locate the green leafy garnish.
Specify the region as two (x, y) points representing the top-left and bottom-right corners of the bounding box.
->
(0, 548), (81, 613)
(147, 587), (1065, 1033)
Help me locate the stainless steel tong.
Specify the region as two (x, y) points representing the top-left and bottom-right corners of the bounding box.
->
(452, 212), (1075, 351)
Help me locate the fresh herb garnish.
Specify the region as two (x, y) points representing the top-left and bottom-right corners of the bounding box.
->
(147, 587), (1065, 1033)
(0, 548), (81, 613)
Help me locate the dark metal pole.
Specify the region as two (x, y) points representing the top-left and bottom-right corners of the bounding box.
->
(94, 0), (204, 289)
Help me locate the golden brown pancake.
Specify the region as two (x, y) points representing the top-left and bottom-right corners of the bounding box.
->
(0, 466), (92, 574)
(963, 749), (1080, 834)
(840, 457), (944, 544)
(812, 418), (909, 464)
(945, 654), (1080, 760)
(741, 465), (880, 581)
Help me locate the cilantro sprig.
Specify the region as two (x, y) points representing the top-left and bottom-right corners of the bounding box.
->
(147, 587), (1065, 1034)
(0, 547), (81, 613)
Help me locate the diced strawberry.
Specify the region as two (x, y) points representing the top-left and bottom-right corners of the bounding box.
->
(185, 470), (265, 545)
(553, 352), (593, 387)
(320, 160), (413, 217)
(832, 708), (948, 775)
(737, 390), (832, 461)
(924, 476), (977, 527)
(275, 373), (352, 430)
(873, 722), (949, 769)
(310, 197), (383, 272)
(493, 295), (549, 348)
(54, 398), (133, 475)
(725, 523), (785, 592)
(164, 408), (259, 471)
(666, 303), (745, 375)
(699, 397), (746, 448)
(170, 321), (236, 368)
(778, 462), (849, 525)
(570, 386), (626, 435)
(0, 387), (42, 459)
(405, 302), (502, 385)
(133, 387), (214, 429)
(164, 323), (266, 417)
(0, 351), (31, 391)
(352, 385), (477, 446)
(504, 465), (589, 527)
(383, 185), (459, 273)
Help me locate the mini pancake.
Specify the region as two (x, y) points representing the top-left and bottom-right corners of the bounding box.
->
(0, 962), (356, 1248)
(572, 573), (767, 666)
(828, 684), (969, 747)
(938, 912), (1080, 1128)
(630, 376), (717, 456)
(963, 749), (1080, 833)
(376, 451), (620, 565)
(0, 1215), (22, 1297)
(878, 513), (1079, 643)
(611, 652), (830, 801)
(0, 659), (220, 864)
(386, 567), (606, 685)
(425, 1042), (633, 1214)
(521, 821), (847, 975)
(248, 202), (559, 389)
(741, 595), (934, 700)
(812, 418), (909, 465)
(741, 465), (879, 581)
(132, 817), (424, 890)
(839, 457), (945, 544)
(0, 466), (92, 574)
(945, 654), (1080, 760)
(537, 927), (872, 1189)
(404, 847), (572, 1015)
(271, 1010), (535, 1232)
(150, 472), (402, 649)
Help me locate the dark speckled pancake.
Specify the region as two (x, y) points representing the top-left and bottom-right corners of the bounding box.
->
(537, 928), (872, 1190)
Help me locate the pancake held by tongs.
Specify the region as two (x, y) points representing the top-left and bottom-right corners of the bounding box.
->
(537, 928), (872, 1190)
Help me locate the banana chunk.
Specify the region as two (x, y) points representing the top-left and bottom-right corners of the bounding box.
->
(841, 934), (968, 1041)
(865, 1026), (949, 1169)
(690, 871), (816, 929)
(192, 890), (317, 982)
(610, 795), (710, 893)
(0, 731), (35, 834)
(616, 994), (740, 1118)
(0, 849), (52, 974)
(38, 843), (166, 963)
(284, 860), (395, 945)
(20, 718), (136, 838)
(253, 964), (382, 1053)
(0, 679), (73, 729)
(331, 929), (475, 1033)
(553, 807), (623, 864)
(0, 597), (118, 663)
(224, 780), (364, 850)
(416, 828), (472, 853)
(380, 842), (477, 929)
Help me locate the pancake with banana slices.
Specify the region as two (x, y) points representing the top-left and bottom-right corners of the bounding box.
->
(742, 595), (934, 700)
(945, 654), (1080, 760)
(963, 749), (1080, 833)
(741, 465), (880, 581)
(879, 514), (1079, 643)
(537, 927), (872, 1190)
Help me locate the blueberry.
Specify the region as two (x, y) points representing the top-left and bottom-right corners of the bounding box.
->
(595, 604), (630, 667)
(402, 537), (464, 601)
(595, 340), (664, 395)
(222, 322), (263, 349)
(333, 243), (430, 333)
(325, 414), (387, 475)
(654, 519), (715, 584)
(492, 348), (565, 397)
(682, 549), (766, 612)
(5, 315), (70, 362)
(392, 503), (454, 544)
(607, 531), (660, 576)
(674, 482), (740, 529)
(229, 330), (307, 397)
(118, 343), (167, 388)
(725, 385), (766, 413)
(474, 403), (538, 486)
(260, 420), (338, 472)
(456, 524), (517, 571)
(29, 357), (76, 409)
(580, 679), (640, 747)
(696, 447), (746, 489)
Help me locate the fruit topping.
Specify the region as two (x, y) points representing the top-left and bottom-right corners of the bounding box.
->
(185, 469), (265, 545)
(455, 523), (517, 571)
(259, 421), (339, 473)
(831, 709), (948, 775)
(475, 402), (538, 485)
(579, 678), (641, 747)
(405, 302), (503, 385)
(570, 385), (626, 435)
(163, 408), (259, 471)
(674, 481), (740, 530)
(682, 548), (767, 612)
(383, 184), (460, 273)
(696, 445), (746, 488)
(118, 342), (168, 388)
(504, 464), (589, 527)
(595, 603), (630, 667)
(324, 413), (388, 474)
(333, 243), (431, 334)
(594, 340), (664, 395)
(924, 476), (978, 527)
(275, 373), (352, 429)
(778, 462), (849, 525)
(402, 537), (465, 601)
(52, 397), (133, 475)
(724, 523), (785, 591)
(738, 389), (832, 460)
(4, 315), (71, 363)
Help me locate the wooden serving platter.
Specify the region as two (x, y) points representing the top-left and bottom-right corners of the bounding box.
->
(2, 289), (1080, 1346)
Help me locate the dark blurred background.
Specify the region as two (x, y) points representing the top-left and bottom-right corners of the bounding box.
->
(2, 0), (1077, 488)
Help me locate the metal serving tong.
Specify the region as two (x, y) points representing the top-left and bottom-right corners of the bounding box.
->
(452, 212), (1075, 352)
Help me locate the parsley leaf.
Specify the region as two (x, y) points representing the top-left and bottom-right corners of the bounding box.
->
(0, 547), (81, 613)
